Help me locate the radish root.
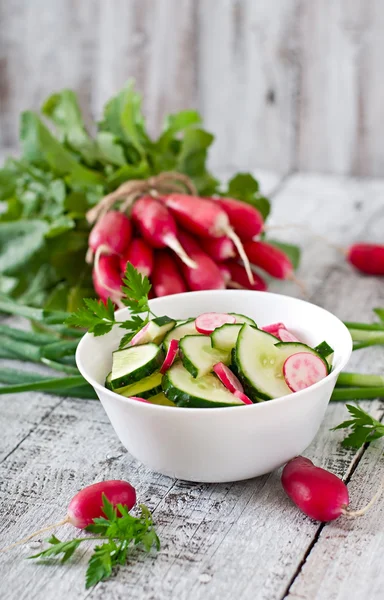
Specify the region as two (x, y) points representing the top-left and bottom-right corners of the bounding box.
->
(224, 226), (255, 285)
(164, 234), (198, 270)
(0, 517), (70, 553)
(341, 477), (383, 518)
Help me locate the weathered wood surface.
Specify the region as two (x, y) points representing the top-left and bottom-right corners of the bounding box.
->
(1, 172), (384, 599)
(1, 1), (384, 176)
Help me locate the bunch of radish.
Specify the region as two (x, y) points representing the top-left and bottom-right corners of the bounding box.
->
(86, 182), (296, 303)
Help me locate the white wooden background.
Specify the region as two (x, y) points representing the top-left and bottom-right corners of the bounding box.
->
(1, 0), (384, 177)
(0, 169), (384, 599)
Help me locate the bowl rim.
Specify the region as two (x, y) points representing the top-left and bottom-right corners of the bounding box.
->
(76, 289), (353, 415)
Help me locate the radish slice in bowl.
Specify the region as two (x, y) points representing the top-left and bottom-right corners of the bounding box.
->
(195, 312), (236, 334)
(283, 352), (328, 392)
(262, 322), (286, 337)
(160, 339), (179, 374)
(233, 390), (253, 405)
(213, 362), (244, 393)
(278, 328), (300, 343)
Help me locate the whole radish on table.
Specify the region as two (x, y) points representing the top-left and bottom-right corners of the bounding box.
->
(85, 172), (298, 302)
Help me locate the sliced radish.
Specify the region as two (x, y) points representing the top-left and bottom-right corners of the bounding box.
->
(283, 352), (328, 392)
(278, 328), (300, 343)
(129, 323), (151, 346)
(160, 339), (179, 374)
(195, 312), (236, 334)
(262, 322), (286, 337)
(213, 362), (244, 393)
(234, 390), (253, 405)
(129, 396), (150, 403)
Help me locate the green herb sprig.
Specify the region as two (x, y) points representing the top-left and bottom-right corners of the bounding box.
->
(65, 262), (155, 348)
(332, 404), (384, 448)
(28, 495), (160, 589)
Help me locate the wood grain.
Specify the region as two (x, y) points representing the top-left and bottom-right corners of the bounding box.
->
(0, 172), (383, 599)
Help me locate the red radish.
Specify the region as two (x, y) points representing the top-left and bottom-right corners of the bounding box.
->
(120, 238), (154, 277)
(347, 243), (384, 276)
(2, 480), (137, 551)
(201, 236), (236, 261)
(195, 312), (236, 334)
(151, 250), (187, 297)
(278, 328), (300, 343)
(243, 240), (293, 279)
(92, 254), (123, 306)
(160, 340), (179, 373)
(262, 322), (286, 336)
(283, 352), (327, 392)
(163, 194), (255, 284)
(128, 396), (150, 403)
(87, 211), (132, 263)
(129, 323), (151, 346)
(234, 390), (253, 405)
(131, 195), (196, 269)
(213, 363), (244, 393)
(218, 263), (231, 284)
(282, 457), (349, 521)
(225, 260), (267, 291)
(215, 197), (264, 240)
(177, 231), (226, 291)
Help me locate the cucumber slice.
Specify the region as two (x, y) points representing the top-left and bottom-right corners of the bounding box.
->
(211, 323), (243, 352)
(179, 335), (230, 378)
(105, 372), (113, 390)
(235, 325), (328, 401)
(229, 313), (257, 327)
(111, 343), (164, 388)
(130, 316), (176, 346)
(147, 392), (176, 407)
(163, 319), (202, 350)
(163, 362), (244, 408)
(115, 372), (163, 399)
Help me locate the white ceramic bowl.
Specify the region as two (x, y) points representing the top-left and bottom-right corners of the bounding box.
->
(76, 290), (352, 483)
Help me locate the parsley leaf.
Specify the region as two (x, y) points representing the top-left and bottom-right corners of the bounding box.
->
(332, 404), (384, 448)
(65, 297), (116, 336)
(121, 262), (152, 314)
(28, 495), (160, 589)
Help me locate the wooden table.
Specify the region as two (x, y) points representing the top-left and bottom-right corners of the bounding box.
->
(1, 171), (384, 600)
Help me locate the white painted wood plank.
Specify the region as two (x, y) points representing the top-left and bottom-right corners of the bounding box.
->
(198, 0), (299, 174)
(297, 0), (384, 176)
(93, 0), (197, 137)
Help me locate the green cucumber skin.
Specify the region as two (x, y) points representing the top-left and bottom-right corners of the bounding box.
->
(111, 348), (164, 389)
(163, 318), (198, 350)
(152, 316), (175, 327)
(211, 323), (243, 351)
(120, 384), (163, 400)
(233, 334), (273, 402)
(105, 372), (113, 390)
(179, 349), (198, 379)
(229, 313), (257, 327)
(162, 371), (240, 408)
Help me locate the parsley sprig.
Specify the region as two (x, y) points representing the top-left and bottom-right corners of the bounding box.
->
(65, 263), (156, 348)
(28, 495), (160, 589)
(332, 404), (384, 448)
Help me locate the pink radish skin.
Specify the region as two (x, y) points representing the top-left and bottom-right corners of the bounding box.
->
(151, 250), (187, 297)
(218, 263), (231, 285)
(128, 396), (150, 403)
(177, 231), (226, 291)
(120, 238), (154, 277)
(131, 196), (196, 269)
(225, 260), (267, 291)
(282, 457), (349, 521)
(278, 328), (300, 343)
(92, 254), (122, 305)
(163, 194), (254, 284)
(347, 243), (384, 275)
(215, 197), (264, 240)
(213, 363), (244, 393)
(160, 340), (179, 374)
(234, 390), (253, 405)
(283, 352), (327, 392)
(129, 323), (150, 346)
(68, 480), (137, 529)
(88, 211), (132, 262)
(262, 322), (286, 337)
(201, 236), (236, 261)
(243, 240), (293, 279)
(195, 312), (236, 335)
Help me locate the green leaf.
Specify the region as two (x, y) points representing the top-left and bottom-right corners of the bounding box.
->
(332, 404), (384, 448)
(28, 538), (82, 561)
(228, 173), (259, 196)
(0, 167), (17, 200)
(42, 90), (98, 166)
(85, 542), (114, 588)
(96, 132), (127, 166)
(0, 220), (49, 275)
(20, 112), (103, 188)
(374, 308), (384, 322)
(267, 240), (301, 270)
